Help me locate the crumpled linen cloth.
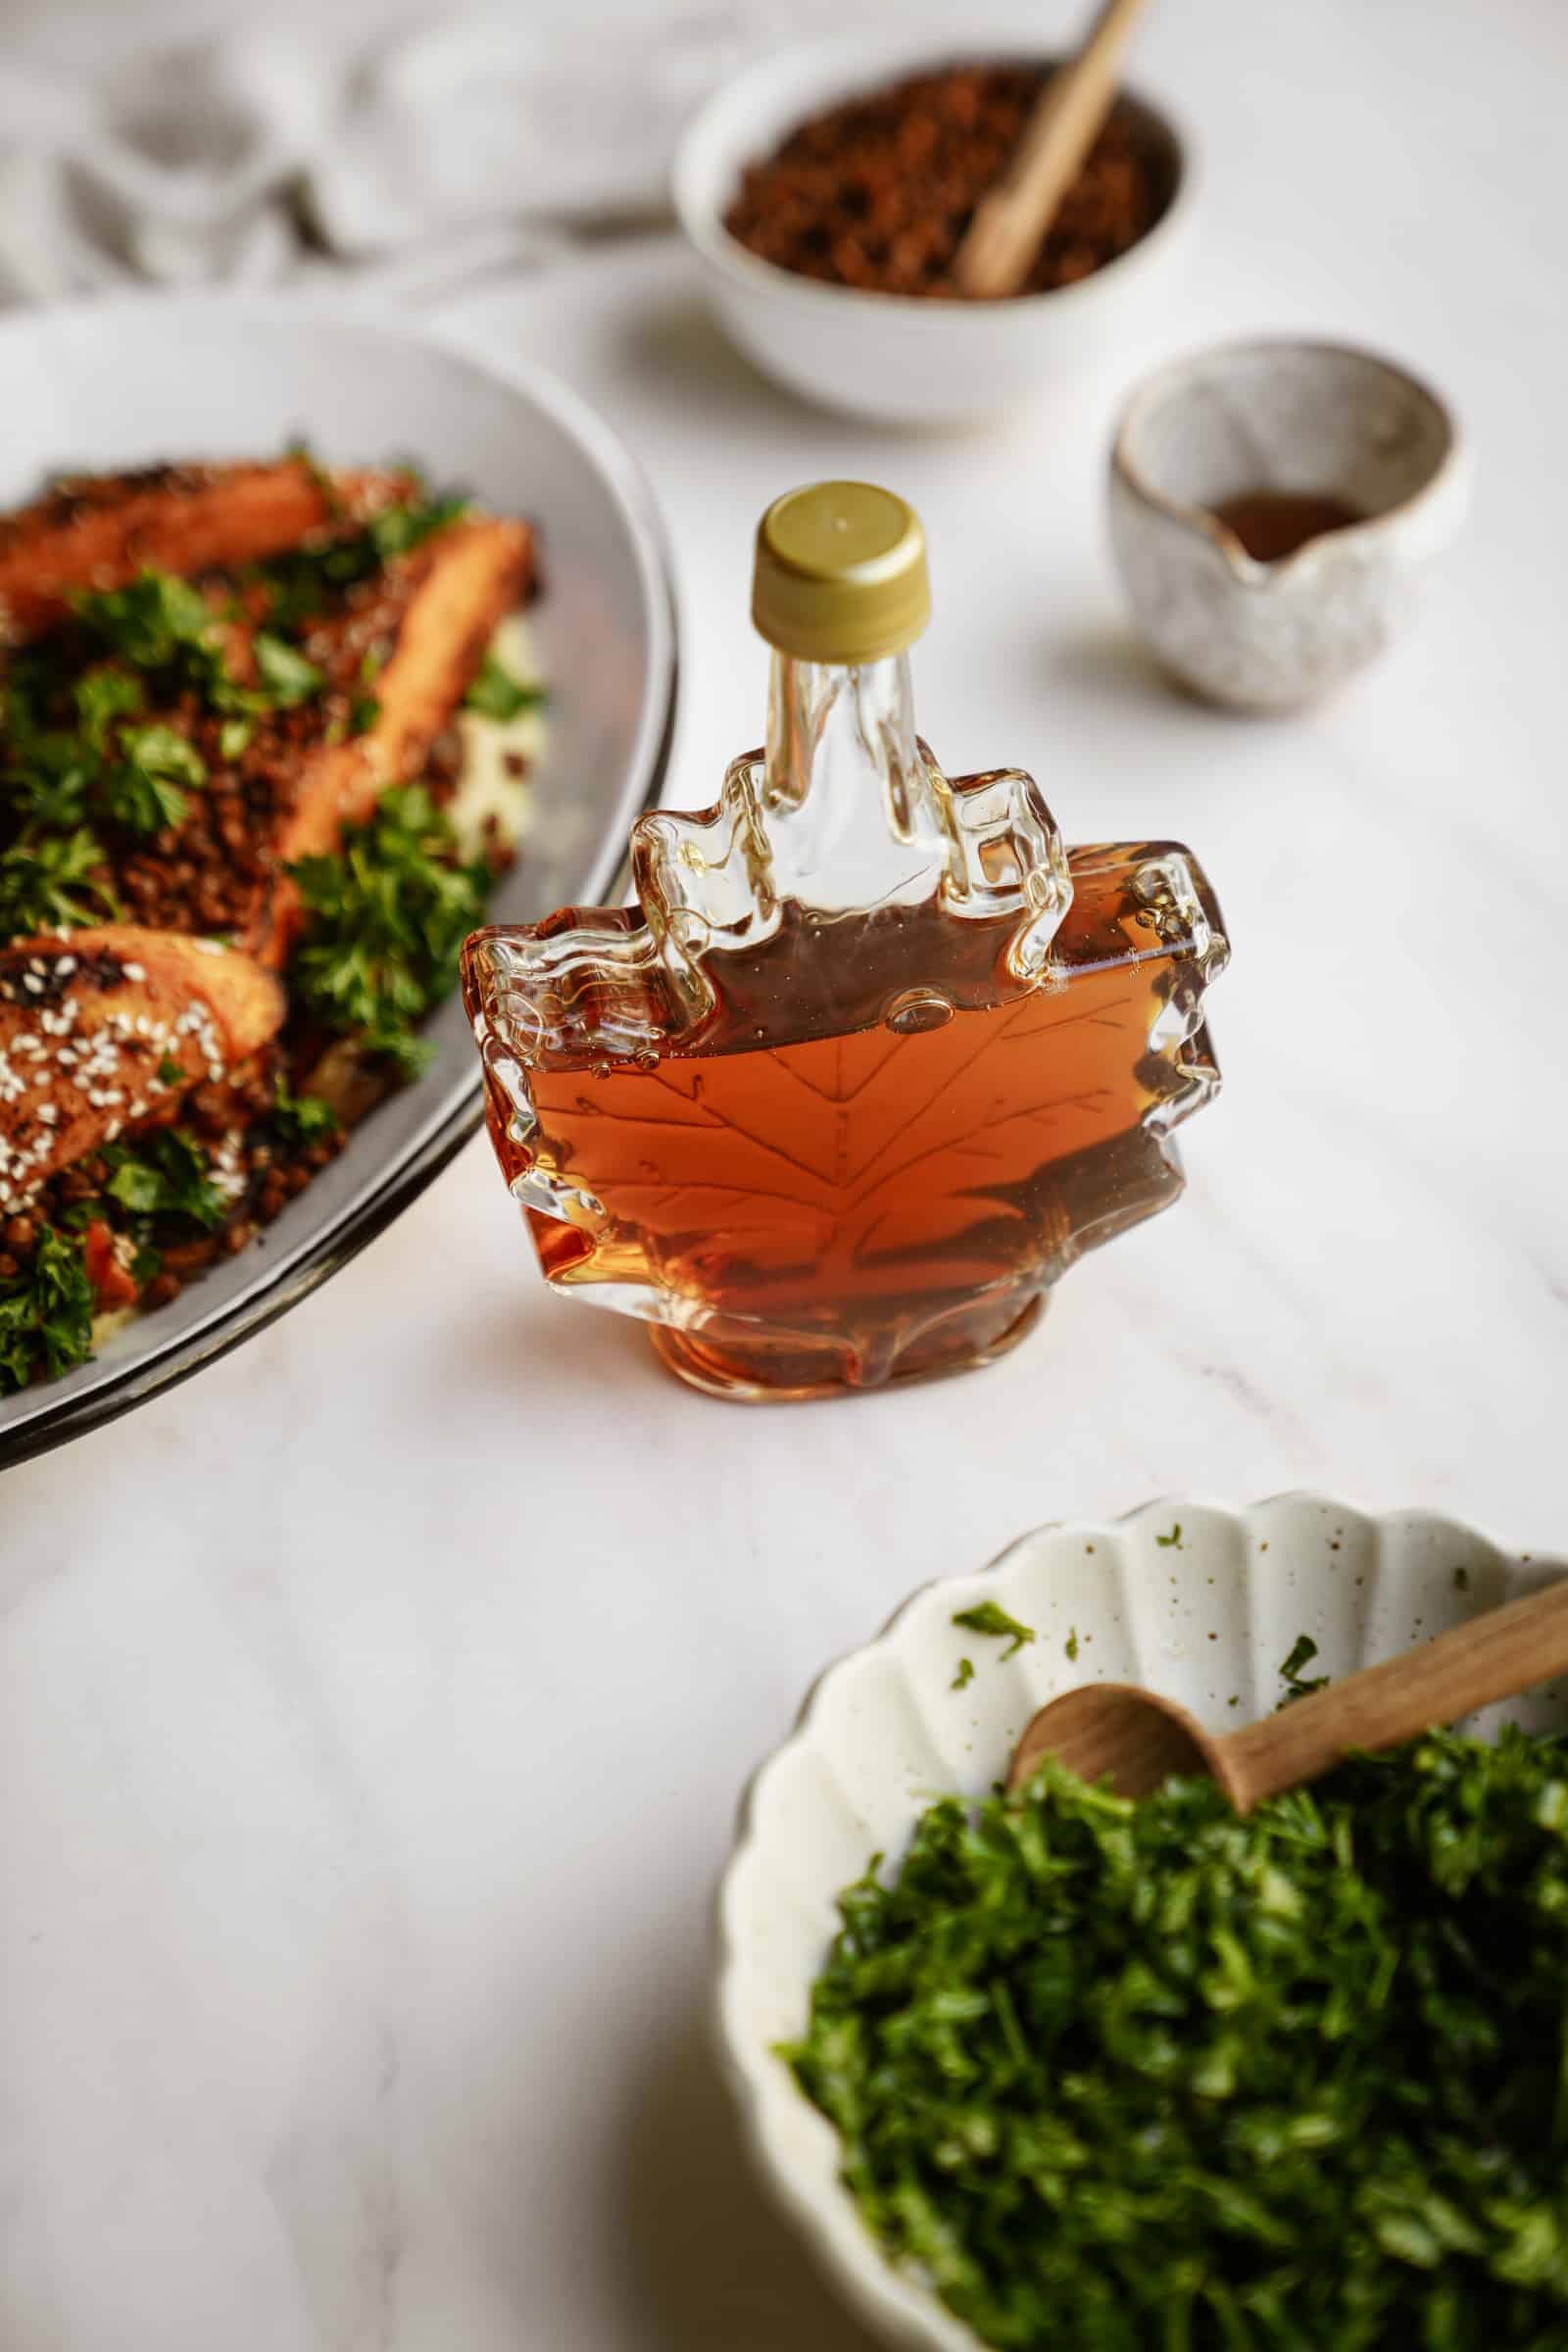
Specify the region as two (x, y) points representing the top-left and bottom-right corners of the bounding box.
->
(0, 4), (907, 310)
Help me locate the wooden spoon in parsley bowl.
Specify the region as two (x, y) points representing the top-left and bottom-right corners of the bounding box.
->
(1008, 1572), (1568, 1804)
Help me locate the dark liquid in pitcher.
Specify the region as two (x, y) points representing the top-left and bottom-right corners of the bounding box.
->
(1211, 490), (1365, 563)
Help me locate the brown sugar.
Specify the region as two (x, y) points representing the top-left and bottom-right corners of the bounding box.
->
(722, 63), (1170, 299)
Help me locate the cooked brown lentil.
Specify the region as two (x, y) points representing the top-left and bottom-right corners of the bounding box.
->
(723, 64), (1170, 299)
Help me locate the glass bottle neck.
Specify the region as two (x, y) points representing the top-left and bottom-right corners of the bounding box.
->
(764, 650), (918, 804)
(760, 651), (948, 911)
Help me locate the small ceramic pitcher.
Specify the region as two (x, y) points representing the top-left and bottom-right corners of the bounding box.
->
(1108, 338), (1469, 711)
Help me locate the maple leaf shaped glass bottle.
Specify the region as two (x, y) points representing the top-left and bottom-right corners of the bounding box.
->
(462, 481), (1228, 1400)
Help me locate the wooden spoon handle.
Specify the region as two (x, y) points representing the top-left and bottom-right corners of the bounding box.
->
(955, 0), (1151, 300)
(1220, 1577), (1568, 1809)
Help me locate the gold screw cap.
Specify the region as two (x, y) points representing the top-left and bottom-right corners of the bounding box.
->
(752, 481), (931, 663)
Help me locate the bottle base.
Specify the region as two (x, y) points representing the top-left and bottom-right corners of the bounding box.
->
(646, 1291), (1047, 1403)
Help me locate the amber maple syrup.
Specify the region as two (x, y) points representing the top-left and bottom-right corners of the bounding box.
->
(478, 850), (1220, 1396)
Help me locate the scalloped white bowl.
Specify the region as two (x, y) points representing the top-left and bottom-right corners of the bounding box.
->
(715, 1495), (1568, 2352)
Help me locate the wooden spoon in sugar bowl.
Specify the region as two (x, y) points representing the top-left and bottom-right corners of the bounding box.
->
(956, 0), (1153, 300)
(1007, 1577), (1568, 1810)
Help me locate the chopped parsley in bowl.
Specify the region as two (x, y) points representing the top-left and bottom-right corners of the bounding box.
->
(786, 1721), (1568, 2350)
(720, 1508), (1568, 2351)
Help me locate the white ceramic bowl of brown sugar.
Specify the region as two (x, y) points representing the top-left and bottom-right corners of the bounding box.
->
(672, 24), (1199, 427)
(1108, 337), (1470, 710)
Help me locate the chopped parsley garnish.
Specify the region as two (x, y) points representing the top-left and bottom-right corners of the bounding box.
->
(3, 707), (203, 851)
(73, 569), (215, 672)
(464, 650), (546, 722)
(66, 572), (260, 738)
(71, 572), (261, 727)
(116, 724), (204, 788)
(287, 782), (489, 1079)
(1, 487), (477, 952)
(950, 1600), (1036, 1660)
(0, 569), (271, 898)
(101, 722), (207, 834)
(97, 766), (186, 838)
(367, 495), (468, 564)
(74, 664), (144, 750)
(1064, 1626), (1080, 1661)
(786, 1724), (1568, 2349)
(0, 828), (116, 933)
(0, 1132), (227, 1391)
(270, 1080), (339, 1151)
(1279, 1632), (1331, 1701)
(951, 1657), (975, 1692)
(253, 493), (469, 629)
(101, 1129), (224, 1231)
(1156, 1520), (1183, 1547)
(252, 632), (323, 707)
(68, 559), (368, 741)
(0, 1225), (95, 1393)
(4, 734), (94, 834)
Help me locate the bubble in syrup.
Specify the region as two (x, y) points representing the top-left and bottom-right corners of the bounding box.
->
(592, 1059), (612, 1080)
(885, 988), (954, 1036)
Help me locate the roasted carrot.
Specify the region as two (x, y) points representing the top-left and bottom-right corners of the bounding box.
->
(256, 515), (535, 960)
(0, 926), (285, 1207)
(0, 458), (412, 643)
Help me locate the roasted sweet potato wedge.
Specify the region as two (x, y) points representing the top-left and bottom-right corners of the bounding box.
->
(0, 926), (285, 1208)
(256, 514), (534, 959)
(0, 458), (410, 643)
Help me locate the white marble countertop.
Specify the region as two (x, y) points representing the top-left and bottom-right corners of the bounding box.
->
(4, 3), (1567, 2347)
